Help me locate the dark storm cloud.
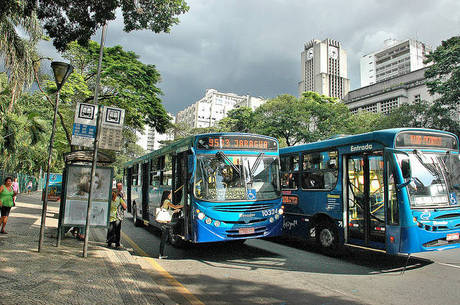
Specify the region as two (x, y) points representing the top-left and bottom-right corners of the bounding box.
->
(40, 0), (460, 114)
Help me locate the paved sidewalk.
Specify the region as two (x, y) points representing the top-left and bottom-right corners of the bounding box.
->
(0, 192), (177, 305)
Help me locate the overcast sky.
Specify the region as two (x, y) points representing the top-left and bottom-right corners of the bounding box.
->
(39, 0), (459, 115)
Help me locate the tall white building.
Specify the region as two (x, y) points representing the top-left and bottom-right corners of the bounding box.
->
(137, 113), (175, 152)
(176, 89), (265, 129)
(298, 38), (350, 99)
(360, 39), (432, 87)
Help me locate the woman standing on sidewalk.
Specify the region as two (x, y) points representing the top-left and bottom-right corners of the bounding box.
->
(0, 177), (17, 234)
(107, 189), (127, 249)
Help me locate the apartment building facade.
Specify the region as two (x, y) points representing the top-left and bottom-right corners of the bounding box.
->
(360, 39), (431, 87)
(176, 89), (265, 129)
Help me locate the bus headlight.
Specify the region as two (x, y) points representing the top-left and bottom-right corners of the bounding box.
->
(214, 220), (221, 227)
(205, 218), (212, 225)
(269, 217), (274, 223)
(275, 214), (280, 220)
(198, 212), (205, 220)
(278, 208), (284, 215)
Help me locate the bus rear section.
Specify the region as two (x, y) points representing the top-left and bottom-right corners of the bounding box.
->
(281, 128), (460, 255)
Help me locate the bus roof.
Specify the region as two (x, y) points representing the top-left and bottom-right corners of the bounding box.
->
(280, 128), (458, 154)
(124, 132), (278, 167)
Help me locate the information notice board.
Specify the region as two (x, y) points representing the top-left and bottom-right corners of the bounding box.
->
(63, 165), (112, 227)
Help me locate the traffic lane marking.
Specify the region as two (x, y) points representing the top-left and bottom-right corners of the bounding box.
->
(121, 232), (205, 305)
(437, 262), (460, 269)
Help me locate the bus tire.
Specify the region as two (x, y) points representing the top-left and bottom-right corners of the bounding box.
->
(315, 221), (339, 255)
(132, 203), (142, 227)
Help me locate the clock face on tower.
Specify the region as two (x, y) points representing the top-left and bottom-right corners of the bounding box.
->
(328, 46), (338, 59)
(306, 48), (314, 60)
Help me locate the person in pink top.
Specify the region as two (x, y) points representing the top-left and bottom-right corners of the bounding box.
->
(12, 178), (19, 205)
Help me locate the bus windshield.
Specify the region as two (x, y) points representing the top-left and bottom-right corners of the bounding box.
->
(194, 153), (280, 201)
(397, 152), (460, 208)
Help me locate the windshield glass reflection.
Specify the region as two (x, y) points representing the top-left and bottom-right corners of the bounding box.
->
(397, 152), (460, 208)
(194, 154), (280, 201)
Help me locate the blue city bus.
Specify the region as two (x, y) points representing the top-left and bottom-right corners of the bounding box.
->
(124, 133), (283, 245)
(280, 128), (460, 255)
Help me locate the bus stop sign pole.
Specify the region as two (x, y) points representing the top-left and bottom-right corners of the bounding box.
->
(83, 23), (107, 258)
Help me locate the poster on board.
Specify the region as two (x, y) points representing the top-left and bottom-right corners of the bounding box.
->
(63, 165), (112, 227)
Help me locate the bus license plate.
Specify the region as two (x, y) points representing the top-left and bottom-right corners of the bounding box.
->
(446, 233), (459, 241)
(239, 227), (255, 235)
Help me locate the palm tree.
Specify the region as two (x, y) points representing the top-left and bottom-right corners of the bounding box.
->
(0, 1), (42, 112)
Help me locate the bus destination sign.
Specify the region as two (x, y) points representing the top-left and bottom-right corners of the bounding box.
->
(395, 132), (458, 150)
(197, 135), (278, 151)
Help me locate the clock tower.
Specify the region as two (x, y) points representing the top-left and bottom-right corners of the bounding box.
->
(298, 38), (350, 100)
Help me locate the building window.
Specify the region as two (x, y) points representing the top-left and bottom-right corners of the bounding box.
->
(381, 98), (399, 114)
(414, 94), (421, 102)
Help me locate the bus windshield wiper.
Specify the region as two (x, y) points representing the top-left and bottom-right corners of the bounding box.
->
(216, 151), (241, 176)
(250, 152), (265, 177)
(246, 153), (265, 185)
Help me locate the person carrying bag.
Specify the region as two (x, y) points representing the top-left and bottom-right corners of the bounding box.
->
(158, 190), (183, 258)
(107, 189), (127, 249)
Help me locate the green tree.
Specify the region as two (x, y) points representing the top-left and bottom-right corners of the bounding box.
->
(0, 75), (49, 174)
(424, 36), (460, 135)
(253, 92), (353, 146)
(8, 0), (189, 51)
(0, 0), (42, 111)
(218, 107), (255, 132)
(379, 101), (432, 129)
(253, 94), (308, 146)
(300, 91), (350, 142)
(345, 111), (384, 134)
(46, 41), (172, 150)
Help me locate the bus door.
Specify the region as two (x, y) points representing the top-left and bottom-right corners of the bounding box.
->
(127, 167), (132, 212)
(346, 152), (386, 249)
(141, 162), (150, 221)
(173, 152), (189, 239)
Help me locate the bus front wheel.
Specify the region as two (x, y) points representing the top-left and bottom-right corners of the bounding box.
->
(315, 221), (339, 254)
(132, 203), (143, 227)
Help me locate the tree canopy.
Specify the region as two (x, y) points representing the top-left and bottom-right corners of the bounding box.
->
(424, 36), (460, 135)
(54, 41), (172, 149)
(0, 0), (42, 110)
(5, 0), (189, 51)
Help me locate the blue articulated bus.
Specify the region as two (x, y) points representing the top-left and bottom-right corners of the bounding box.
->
(124, 133), (283, 245)
(280, 128), (460, 255)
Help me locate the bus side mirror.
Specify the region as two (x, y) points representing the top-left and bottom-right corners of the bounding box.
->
(401, 159), (411, 179)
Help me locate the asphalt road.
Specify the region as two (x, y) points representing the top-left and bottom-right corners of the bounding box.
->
(120, 214), (460, 305)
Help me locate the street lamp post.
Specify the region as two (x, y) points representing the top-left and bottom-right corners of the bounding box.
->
(38, 62), (73, 252)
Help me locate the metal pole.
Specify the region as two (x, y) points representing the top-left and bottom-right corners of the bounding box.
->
(83, 23), (107, 257)
(38, 90), (60, 252)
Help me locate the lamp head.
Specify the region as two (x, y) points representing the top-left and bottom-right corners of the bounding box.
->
(51, 61), (74, 90)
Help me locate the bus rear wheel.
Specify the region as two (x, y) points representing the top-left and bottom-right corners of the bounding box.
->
(132, 203), (143, 227)
(315, 221), (339, 254)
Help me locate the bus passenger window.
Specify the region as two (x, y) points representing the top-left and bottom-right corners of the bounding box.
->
(302, 151), (338, 190)
(281, 155), (299, 190)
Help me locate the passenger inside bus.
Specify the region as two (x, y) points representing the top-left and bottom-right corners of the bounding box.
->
(324, 160), (338, 189)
